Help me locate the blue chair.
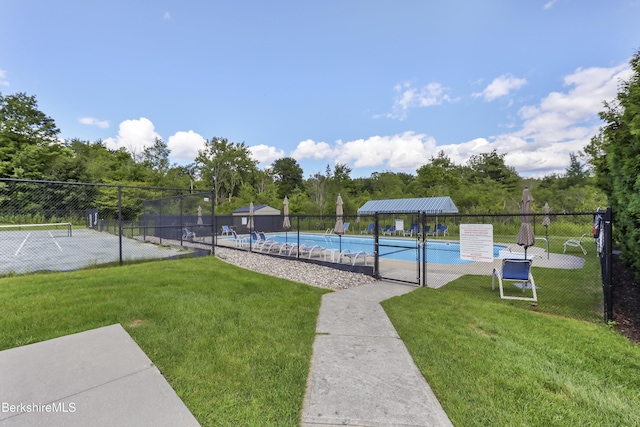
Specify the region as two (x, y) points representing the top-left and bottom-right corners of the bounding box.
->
(404, 224), (420, 237)
(183, 227), (196, 241)
(436, 224), (449, 236)
(221, 225), (232, 236)
(361, 223), (375, 234)
(343, 222), (350, 233)
(492, 258), (537, 302)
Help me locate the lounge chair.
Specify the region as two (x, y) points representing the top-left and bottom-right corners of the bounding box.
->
(338, 249), (372, 266)
(423, 225), (435, 236)
(383, 225), (396, 236)
(231, 230), (248, 247)
(563, 233), (587, 255)
(381, 225), (392, 235)
(297, 241), (323, 258)
(361, 223), (375, 234)
(436, 224), (449, 236)
(343, 222), (350, 233)
(404, 224), (420, 237)
(492, 258), (537, 302)
(221, 225), (232, 236)
(183, 228), (196, 241)
(279, 242), (299, 256)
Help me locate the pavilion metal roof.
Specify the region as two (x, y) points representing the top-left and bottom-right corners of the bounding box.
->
(357, 197), (458, 214)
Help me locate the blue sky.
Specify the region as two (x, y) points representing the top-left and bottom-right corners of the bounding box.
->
(2, 0), (638, 178)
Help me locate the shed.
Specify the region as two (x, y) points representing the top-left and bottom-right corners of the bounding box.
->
(232, 205), (281, 216)
(231, 204), (282, 233)
(357, 197), (458, 214)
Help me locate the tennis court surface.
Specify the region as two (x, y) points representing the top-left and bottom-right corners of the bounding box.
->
(0, 226), (189, 275)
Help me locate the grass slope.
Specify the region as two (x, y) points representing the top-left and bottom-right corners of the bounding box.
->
(0, 257), (329, 426)
(382, 288), (640, 426)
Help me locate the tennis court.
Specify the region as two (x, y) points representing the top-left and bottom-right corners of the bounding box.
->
(0, 225), (189, 275)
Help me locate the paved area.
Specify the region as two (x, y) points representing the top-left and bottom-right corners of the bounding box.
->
(301, 281), (453, 427)
(0, 324), (200, 427)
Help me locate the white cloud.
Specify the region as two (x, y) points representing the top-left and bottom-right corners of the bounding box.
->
(79, 117), (110, 129)
(288, 132), (438, 173)
(380, 81), (453, 120)
(290, 139), (335, 160)
(434, 62), (632, 177)
(0, 69), (9, 86)
(167, 130), (206, 163)
(103, 117), (160, 157)
(473, 74), (527, 101)
(285, 58), (626, 178)
(544, 0), (558, 10)
(249, 144), (285, 166)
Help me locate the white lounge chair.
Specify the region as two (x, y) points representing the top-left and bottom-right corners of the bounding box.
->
(338, 249), (372, 266)
(563, 233), (587, 255)
(492, 258), (537, 302)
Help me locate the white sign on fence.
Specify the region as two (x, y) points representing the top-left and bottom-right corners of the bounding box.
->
(460, 224), (494, 262)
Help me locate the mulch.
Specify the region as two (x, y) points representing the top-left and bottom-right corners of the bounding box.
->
(612, 251), (640, 344)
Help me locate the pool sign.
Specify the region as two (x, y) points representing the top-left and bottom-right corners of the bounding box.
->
(460, 224), (494, 262)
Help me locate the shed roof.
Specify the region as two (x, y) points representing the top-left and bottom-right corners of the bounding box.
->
(357, 197), (458, 214)
(232, 205), (280, 215)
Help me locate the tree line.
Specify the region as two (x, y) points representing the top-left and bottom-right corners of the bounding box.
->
(1, 91), (609, 222)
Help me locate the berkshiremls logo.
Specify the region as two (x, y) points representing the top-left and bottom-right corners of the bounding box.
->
(2, 402), (76, 414)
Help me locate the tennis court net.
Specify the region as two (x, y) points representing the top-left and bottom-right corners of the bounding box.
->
(0, 222), (73, 238)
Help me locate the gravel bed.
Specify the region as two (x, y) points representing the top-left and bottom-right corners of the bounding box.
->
(214, 246), (378, 290)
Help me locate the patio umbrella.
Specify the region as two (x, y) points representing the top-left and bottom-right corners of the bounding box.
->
(248, 201), (255, 231)
(197, 205), (203, 225)
(516, 186), (535, 259)
(334, 193), (344, 252)
(283, 196), (291, 241)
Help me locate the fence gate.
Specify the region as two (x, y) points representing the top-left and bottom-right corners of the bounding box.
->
(374, 213), (423, 285)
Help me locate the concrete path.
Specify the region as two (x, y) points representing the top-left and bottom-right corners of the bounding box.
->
(301, 281), (453, 427)
(0, 324), (199, 427)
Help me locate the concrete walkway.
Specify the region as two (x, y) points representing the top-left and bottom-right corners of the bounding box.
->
(0, 324), (199, 427)
(301, 281), (453, 427)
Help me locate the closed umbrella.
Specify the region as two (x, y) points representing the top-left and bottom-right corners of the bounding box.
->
(516, 187), (535, 259)
(283, 196), (291, 230)
(197, 205), (203, 225)
(248, 202), (255, 231)
(334, 194), (344, 252)
(283, 196), (291, 241)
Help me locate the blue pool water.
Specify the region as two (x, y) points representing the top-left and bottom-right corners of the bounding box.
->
(259, 233), (506, 265)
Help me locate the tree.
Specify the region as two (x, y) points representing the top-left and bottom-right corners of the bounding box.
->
(587, 50), (640, 273)
(272, 157), (303, 200)
(413, 151), (460, 197)
(195, 137), (258, 206)
(142, 138), (171, 177)
(466, 149), (520, 190)
(0, 92), (64, 179)
(564, 152), (589, 188)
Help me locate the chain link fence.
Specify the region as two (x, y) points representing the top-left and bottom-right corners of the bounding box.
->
(214, 210), (606, 322)
(0, 179), (212, 275)
(1, 178), (611, 322)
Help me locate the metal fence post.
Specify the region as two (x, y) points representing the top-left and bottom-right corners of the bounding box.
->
(374, 213), (380, 279)
(211, 190), (216, 256)
(421, 212), (427, 287)
(118, 186), (123, 266)
(603, 206), (613, 322)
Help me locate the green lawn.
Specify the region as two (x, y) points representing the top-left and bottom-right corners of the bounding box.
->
(382, 287), (640, 426)
(0, 257), (329, 426)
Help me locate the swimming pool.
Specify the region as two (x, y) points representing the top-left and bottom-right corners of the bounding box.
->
(260, 233), (506, 265)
